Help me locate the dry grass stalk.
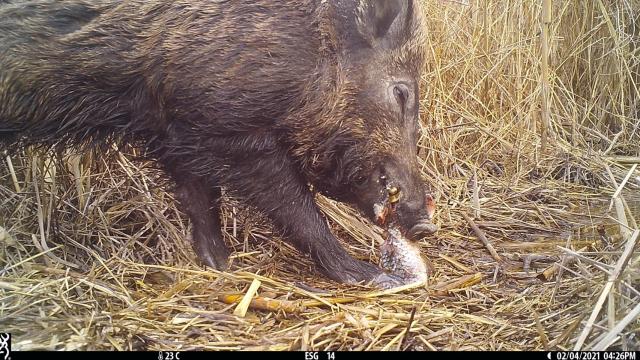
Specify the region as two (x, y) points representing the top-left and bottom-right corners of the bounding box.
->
(593, 301), (640, 351)
(460, 212), (502, 262)
(431, 273), (483, 296)
(610, 164), (638, 205)
(233, 278), (262, 317)
(220, 293), (301, 314)
(539, 0), (553, 154)
(5, 156), (20, 193)
(471, 169), (480, 219)
(573, 230), (640, 350)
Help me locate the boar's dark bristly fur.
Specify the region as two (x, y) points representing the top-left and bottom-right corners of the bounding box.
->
(0, 0), (432, 287)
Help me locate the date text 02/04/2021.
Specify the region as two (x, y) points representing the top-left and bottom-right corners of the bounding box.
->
(552, 352), (637, 360)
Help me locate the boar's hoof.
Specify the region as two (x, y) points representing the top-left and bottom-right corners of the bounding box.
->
(195, 240), (230, 271)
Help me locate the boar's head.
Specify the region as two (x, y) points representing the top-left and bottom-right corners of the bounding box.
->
(292, 0), (436, 240)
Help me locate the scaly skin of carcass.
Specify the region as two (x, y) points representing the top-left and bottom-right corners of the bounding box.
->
(379, 227), (429, 286)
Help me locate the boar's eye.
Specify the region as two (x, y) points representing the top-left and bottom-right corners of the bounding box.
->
(354, 175), (368, 190)
(392, 83), (410, 113)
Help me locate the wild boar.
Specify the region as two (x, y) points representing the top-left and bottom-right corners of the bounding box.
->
(0, 0), (436, 287)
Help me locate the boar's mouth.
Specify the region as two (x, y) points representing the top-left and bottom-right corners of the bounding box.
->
(406, 221), (438, 240)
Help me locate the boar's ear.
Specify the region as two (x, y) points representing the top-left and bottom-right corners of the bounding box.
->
(356, 0), (412, 48)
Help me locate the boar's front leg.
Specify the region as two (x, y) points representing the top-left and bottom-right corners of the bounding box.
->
(175, 177), (230, 270)
(224, 152), (400, 286)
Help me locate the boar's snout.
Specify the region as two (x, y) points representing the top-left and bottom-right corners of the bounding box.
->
(356, 158), (438, 241)
(392, 184), (438, 241)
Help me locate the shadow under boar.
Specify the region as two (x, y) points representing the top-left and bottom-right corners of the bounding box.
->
(0, 0), (437, 287)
